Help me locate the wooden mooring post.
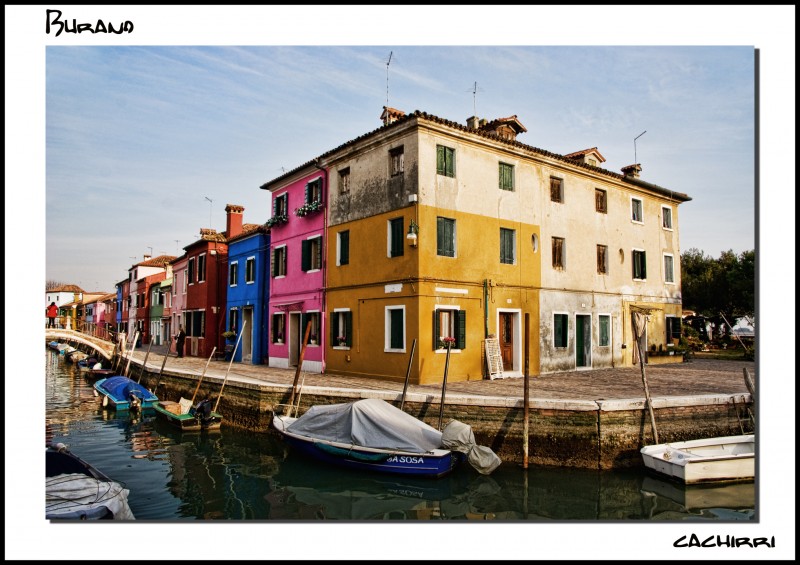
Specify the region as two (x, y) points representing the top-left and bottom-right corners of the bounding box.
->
(523, 313), (530, 469)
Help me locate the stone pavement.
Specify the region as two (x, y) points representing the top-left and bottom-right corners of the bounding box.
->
(127, 345), (755, 403)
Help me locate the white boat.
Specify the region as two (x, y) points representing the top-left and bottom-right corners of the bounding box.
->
(640, 434), (754, 484)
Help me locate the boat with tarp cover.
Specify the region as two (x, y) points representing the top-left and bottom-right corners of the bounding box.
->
(94, 375), (158, 411)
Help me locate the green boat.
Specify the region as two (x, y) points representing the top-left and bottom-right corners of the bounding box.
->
(153, 398), (222, 431)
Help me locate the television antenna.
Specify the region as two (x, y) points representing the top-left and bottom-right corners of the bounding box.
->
(204, 196), (213, 227)
(385, 51), (393, 107)
(634, 130), (647, 164)
(147, 246), (153, 256)
(174, 240), (181, 253)
(467, 81), (484, 117)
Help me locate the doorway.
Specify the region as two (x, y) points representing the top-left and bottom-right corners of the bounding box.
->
(288, 312), (301, 367)
(242, 307), (253, 363)
(576, 314), (592, 368)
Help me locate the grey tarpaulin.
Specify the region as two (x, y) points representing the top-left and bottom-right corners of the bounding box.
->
(441, 419), (502, 475)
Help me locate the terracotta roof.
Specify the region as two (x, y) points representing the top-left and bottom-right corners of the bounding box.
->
(227, 223), (268, 244)
(48, 284), (85, 293)
(564, 147), (606, 163)
(139, 255), (177, 268)
(260, 109), (691, 202)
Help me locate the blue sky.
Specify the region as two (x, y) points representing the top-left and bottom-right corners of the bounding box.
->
(42, 44), (758, 292)
(8, 4), (795, 561)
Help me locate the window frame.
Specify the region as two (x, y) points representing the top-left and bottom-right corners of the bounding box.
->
(631, 197), (644, 224)
(301, 311), (321, 346)
(632, 248), (647, 281)
(229, 261), (238, 287)
(552, 236), (565, 270)
(661, 205), (673, 230)
(387, 218), (404, 258)
(390, 146), (404, 177)
(663, 253), (675, 284)
(499, 162), (515, 191)
(384, 305), (406, 353)
(598, 314), (611, 347)
(597, 244), (608, 275)
(550, 177), (563, 203)
(301, 236), (323, 272)
(271, 312), (286, 343)
(305, 178), (322, 205)
(188, 257), (196, 285)
(331, 308), (353, 349)
(272, 245), (287, 278)
(500, 227), (516, 265)
(273, 193), (288, 218)
(337, 230), (350, 266)
(666, 315), (682, 343)
(595, 188), (607, 213)
(197, 253), (206, 283)
(433, 306), (466, 351)
(339, 167), (350, 195)
(245, 256), (256, 283)
(437, 216), (456, 258)
(436, 145), (455, 177)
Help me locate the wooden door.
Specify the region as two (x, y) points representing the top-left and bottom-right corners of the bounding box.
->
(500, 312), (514, 369)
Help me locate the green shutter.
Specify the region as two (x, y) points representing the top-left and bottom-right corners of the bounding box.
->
(457, 310), (466, 349)
(390, 218), (404, 257)
(301, 240), (311, 272)
(305, 183), (311, 204)
(446, 147), (454, 177)
(270, 250), (276, 278)
(340, 231), (349, 265)
(330, 312), (337, 344)
(315, 238), (322, 270)
(437, 217), (445, 255)
(436, 145), (444, 175)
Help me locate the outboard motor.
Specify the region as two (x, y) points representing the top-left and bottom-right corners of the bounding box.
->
(194, 399), (213, 423)
(128, 392), (142, 412)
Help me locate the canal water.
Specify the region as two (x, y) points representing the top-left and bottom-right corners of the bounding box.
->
(30, 349), (762, 559)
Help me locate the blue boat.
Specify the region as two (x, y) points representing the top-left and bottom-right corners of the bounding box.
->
(94, 376), (158, 411)
(273, 398), (500, 478)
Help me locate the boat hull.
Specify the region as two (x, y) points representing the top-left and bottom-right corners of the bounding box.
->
(153, 401), (222, 431)
(94, 376), (158, 412)
(274, 415), (462, 478)
(640, 434), (754, 484)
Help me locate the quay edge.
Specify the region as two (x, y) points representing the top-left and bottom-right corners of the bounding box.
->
(127, 359), (754, 471)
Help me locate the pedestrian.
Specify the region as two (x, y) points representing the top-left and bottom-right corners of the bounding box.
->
(175, 325), (186, 358)
(46, 302), (58, 328)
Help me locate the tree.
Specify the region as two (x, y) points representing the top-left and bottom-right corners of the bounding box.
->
(46, 280), (67, 291)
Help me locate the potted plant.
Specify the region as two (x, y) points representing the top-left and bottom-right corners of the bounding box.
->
(222, 331), (236, 342)
(439, 336), (456, 349)
(309, 334), (317, 345)
(337, 335), (347, 347)
(275, 333), (283, 344)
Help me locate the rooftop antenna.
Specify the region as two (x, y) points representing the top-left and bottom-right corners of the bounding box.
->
(469, 81), (484, 117)
(385, 51), (393, 107)
(204, 196), (213, 227)
(634, 130), (647, 164)
(147, 246), (153, 256)
(174, 240), (181, 253)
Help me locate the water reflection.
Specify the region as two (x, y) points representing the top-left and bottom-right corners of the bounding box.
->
(45, 349), (755, 522)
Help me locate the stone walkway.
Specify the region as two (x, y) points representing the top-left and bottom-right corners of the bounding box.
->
(126, 346), (755, 403)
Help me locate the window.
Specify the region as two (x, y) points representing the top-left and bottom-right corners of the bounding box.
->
(588, 158), (597, 167)
(552, 237), (565, 270)
(339, 168), (350, 195)
(631, 197), (643, 223)
(273, 193), (288, 217)
(595, 189), (607, 213)
(301, 237), (322, 271)
(390, 146), (404, 176)
(433, 307), (466, 350)
(184, 310), (205, 338)
(436, 145), (455, 177)
(301, 311), (321, 344)
(305, 178), (322, 204)
(597, 244), (608, 274)
(632, 249), (647, 280)
(662, 206), (673, 230)
(228, 308), (239, 333)
(331, 309), (353, 347)
(554, 313), (568, 348)
(666, 316), (682, 343)
(385, 306), (405, 351)
(271, 313), (285, 343)
(245, 256), (256, 283)
(664, 254), (675, 284)
(337, 230), (350, 266)
(197, 253), (206, 283)
(182, 269), (187, 294)
(499, 162), (514, 191)
(437, 217), (456, 257)
(550, 177), (563, 203)
(188, 257), (196, 284)
(500, 228), (516, 264)
(272, 245), (287, 277)
(229, 261), (238, 286)
(388, 218), (404, 258)
(599, 315), (610, 347)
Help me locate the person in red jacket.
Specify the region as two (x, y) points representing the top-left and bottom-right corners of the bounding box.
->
(46, 302), (58, 328)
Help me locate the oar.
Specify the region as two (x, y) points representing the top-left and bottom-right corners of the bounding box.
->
(152, 350), (171, 396)
(213, 321), (246, 414)
(438, 342), (452, 431)
(190, 347), (217, 405)
(136, 338), (154, 383)
(123, 331), (140, 378)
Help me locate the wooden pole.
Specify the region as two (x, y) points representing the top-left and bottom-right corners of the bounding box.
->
(637, 338), (659, 444)
(400, 339), (416, 411)
(437, 343), (452, 431)
(190, 347), (217, 404)
(286, 320), (312, 415)
(123, 331), (140, 378)
(136, 338), (154, 383)
(523, 313), (530, 469)
(214, 322), (245, 414)
(153, 350), (170, 396)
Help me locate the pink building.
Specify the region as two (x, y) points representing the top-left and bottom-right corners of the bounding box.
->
(261, 164), (327, 373)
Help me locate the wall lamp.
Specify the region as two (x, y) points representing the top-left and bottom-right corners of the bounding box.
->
(406, 220), (419, 247)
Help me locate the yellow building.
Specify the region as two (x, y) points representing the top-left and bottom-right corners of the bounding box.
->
(319, 109), (689, 384)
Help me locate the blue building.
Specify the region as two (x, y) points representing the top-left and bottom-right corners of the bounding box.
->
(224, 208), (270, 364)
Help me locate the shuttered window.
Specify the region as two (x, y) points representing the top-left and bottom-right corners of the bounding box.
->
(554, 313), (568, 348)
(301, 237), (322, 272)
(436, 145), (455, 177)
(337, 230), (349, 266)
(330, 310), (353, 347)
(433, 308), (466, 350)
(633, 250), (647, 280)
(500, 228), (515, 264)
(499, 163), (514, 191)
(389, 218), (404, 258)
(437, 217), (456, 257)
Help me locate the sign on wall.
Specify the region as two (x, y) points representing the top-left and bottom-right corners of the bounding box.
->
(484, 338), (504, 380)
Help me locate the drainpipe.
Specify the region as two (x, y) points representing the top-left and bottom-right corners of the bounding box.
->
(314, 159), (328, 372)
(483, 279), (489, 337)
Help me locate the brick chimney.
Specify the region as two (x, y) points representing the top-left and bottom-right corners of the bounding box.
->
(225, 204), (244, 239)
(380, 106), (405, 126)
(621, 164), (642, 179)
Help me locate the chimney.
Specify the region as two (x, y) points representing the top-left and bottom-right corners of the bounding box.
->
(380, 106), (405, 126)
(225, 204), (244, 239)
(143, 254), (151, 262)
(621, 164), (642, 179)
(466, 116), (480, 129)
